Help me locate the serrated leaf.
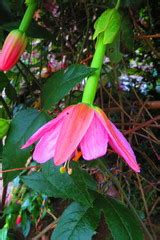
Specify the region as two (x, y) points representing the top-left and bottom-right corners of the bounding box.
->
(95, 195), (143, 240)
(22, 161), (95, 206)
(41, 64), (96, 109)
(2, 108), (49, 185)
(51, 202), (100, 240)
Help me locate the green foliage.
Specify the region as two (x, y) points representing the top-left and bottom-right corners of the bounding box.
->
(0, 118), (10, 138)
(106, 33), (122, 63)
(22, 160), (143, 240)
(41, 64), (96, 109)
(95, 194), (143, 240)
(93, 8), (121, 45)
(0, 72), (17, 101)
(50, 192), (143, 240)
(51, 202), (100, 240)
(22, 161), (96, 206)
(121, 15), (134, 50)
(0, 228), (8, 240)
(2, 108), (49, 185)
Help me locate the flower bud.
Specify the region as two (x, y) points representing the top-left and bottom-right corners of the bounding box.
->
(16, 215), (22, 225)
(0, 29), (27, 71)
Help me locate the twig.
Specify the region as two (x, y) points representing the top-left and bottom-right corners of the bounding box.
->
(32, 220), (58, 240)
(124, 115), (160, 135)
(0, 166), (40, 174)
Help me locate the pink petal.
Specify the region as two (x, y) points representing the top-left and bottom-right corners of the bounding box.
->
(95, 109), (140, 172)
(54, 104), (94, 165)
(33, 120), (63, 163)
(80, 113), (108, 160)
(21, 105), (74, 149)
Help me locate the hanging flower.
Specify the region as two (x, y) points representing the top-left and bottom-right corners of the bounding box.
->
(21, 103), (140, 172)
(0, 29), (27, 71)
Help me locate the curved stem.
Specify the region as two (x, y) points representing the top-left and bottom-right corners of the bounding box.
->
(19, 3), (37, 32)
(82, 36), (106, 105)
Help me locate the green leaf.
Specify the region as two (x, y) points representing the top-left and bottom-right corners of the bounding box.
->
(103, 9), (121, 45)
(0, 227), (8, 240)
(5, 82), (17, 101)
(93, 8), (121, 44)
(0, 72), (17, 100)
(2, 108), (49, 185)
(0, 118), (10, 139)
(41, 64), (96, 109)
(95, 195), (143, 240)
(51, 202), (100, 240)
(93, 9), (113, 39)
(0, 72), (9, 91)
(22, 161), (95, 206)
(106, 33), (122, 64)
(121, 15), (134, 50)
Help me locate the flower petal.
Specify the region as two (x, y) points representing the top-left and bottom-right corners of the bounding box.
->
(95, 109), (140, 172)
(54, 104), (94, 165)
(80, 113), (108, 160)
(33, 120), (63, 163)
(21, 105), (74, 149)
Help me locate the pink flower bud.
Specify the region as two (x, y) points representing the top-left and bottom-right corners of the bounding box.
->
(0, 29), (27, 71)
(16, 215), (22, 225)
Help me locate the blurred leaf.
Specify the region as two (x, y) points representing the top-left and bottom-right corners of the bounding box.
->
(120, 0), (144, 7)
(0, 118), (10, 139)
(2, 108), (49, 185)
(0, 21), (54, 41)
(21, 213), (31, 237)
(95, 194), (143, 240)
(51, 202), (100, 240)
(0, 21), (19, 32)
(0, 0), (12, 24)
(26, 21), (55, 40)
(121, 15), (134, 50)
(22, 161), (95, 206)
(107, 32), (122, 63)
(0, 72), (9, 91)
(93, 8), (121, 44)
(0, 72), (17, 101)
(42, 64), (96, 109)
(5, 82), (17, 101)
(0, 227), (8, 240)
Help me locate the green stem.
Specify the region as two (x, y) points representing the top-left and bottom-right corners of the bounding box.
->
(82, 36), (106, 105)
(19, 2), (37, 32)
(115, 0), (121, 10)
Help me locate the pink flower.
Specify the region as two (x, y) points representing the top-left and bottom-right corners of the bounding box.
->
(0, 29), (27, 71)
(21, 103), (140, 172)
